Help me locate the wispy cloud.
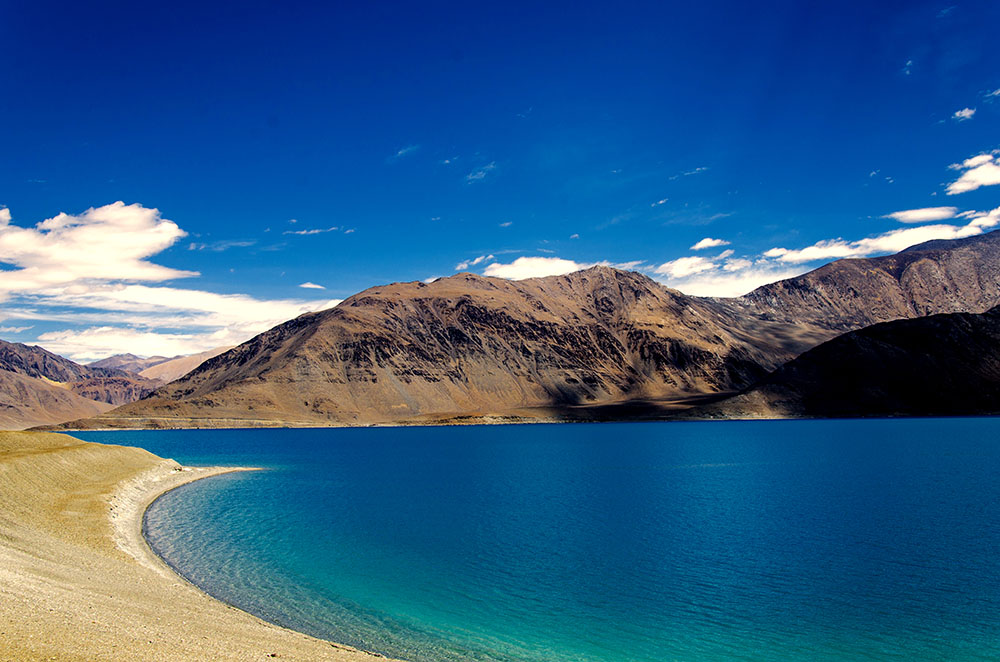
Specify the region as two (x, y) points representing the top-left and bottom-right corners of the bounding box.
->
(299, 282), (326, 289)
(690, 237), (730, 250)
(0, 325), (32, 334)
(466, 162), (497, 183)
(387, 144), (420, 161)
(902, 59), (913, 76)
(669, 166), (709, 180)
(953, 107), (976, 121)
(283, 226), (340, 236)
(188, 239), (256, 251)
(651, 198), (668, 207)
(499, 221), (512, 227)
(883, 207), (958, 223)
(947, 151), (1000, 195)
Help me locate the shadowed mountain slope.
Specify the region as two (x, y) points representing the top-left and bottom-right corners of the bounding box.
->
(695, 306), (1000, 418)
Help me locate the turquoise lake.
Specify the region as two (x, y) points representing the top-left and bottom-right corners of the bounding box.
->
(76, 419), (1000, 661)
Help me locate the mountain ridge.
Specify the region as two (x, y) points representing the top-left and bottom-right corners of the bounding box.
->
(41, 230), (1000, 429)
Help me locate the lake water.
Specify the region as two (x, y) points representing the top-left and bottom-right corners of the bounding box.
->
(75, 419), (1000, 661)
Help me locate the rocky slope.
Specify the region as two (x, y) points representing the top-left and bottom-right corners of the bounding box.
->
(695, 306), (1000, 418)
(735, 230), (1000, 329)
(63, 230), (1000, 428)
(0, 371), (113, 430)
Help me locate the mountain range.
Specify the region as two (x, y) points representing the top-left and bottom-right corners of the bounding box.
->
(40, 229), (1000, 429)
(0, 341), (230, 429)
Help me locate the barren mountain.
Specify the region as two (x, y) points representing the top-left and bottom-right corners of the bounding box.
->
(695, 306), (1000, 419)
(62, 230), (1000, 428)
(74, 268), (820, 427)
(88, 353), (170, 374)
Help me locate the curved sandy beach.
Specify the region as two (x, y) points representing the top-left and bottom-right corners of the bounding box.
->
(0, 430), (401, 661)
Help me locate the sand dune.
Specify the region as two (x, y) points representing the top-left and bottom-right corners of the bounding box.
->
(0, 431), (399, 661)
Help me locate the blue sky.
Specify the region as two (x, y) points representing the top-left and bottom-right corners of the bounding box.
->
(1, 0), (999, 360)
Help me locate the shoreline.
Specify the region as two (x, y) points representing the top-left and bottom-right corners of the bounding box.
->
(0, 430), (402, 661)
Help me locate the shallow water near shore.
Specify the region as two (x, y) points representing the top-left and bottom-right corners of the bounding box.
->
(76, 419), (1000, 661)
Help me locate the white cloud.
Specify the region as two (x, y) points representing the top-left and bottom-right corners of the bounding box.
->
(989, 89), (1000, 98)
(883, 206), (958, 223)
(483, 256), (586, 280)
(903, 59), (913, 75)
(651, 198), (668, 207)
(0, 202), (338, 360)
(953, 108), (976, 121)
(690, 237), (730, 250)
(36, 327), (218, 363)
(299, 282), (325, 289)
(18, 285), (342, 361)
(0, 325), (32, 334)
(455, 254), (494, 270)
(466, 162), (497, 182)
(0, 202), (195, 296)
(658, 263), (808, 297)
(499, 221), (512, 227)
(765, 208), (1000, 264)
(653, 256), (716, 278)
(570, 233), (579, 239)
(722, 258), (752, 272)
(947, 152), (1000, 195)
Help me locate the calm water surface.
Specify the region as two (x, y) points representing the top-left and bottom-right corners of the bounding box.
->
(76, 420), (1000, 661)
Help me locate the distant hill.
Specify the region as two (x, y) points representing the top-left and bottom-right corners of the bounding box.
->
(88, 353), (170, 374)
(57, 230), (1000, 429)
(695, 306), (1000, 418)
(138, 347), (234, 384)
(0, 340), (158, 429)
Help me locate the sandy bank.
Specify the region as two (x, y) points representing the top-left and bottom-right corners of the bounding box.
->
(0, 431), (400, 661)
